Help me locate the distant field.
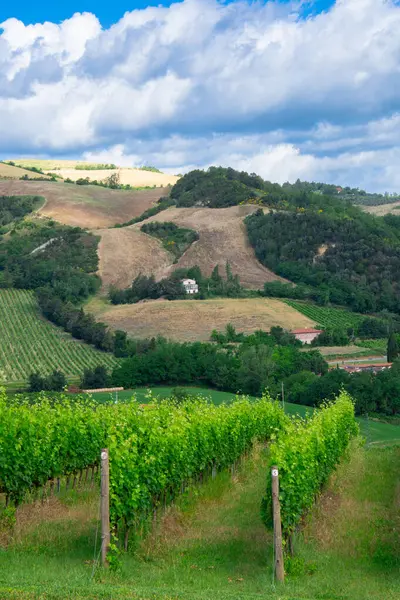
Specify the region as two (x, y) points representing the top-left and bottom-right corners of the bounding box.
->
(0, 162), (51, 180)
(0, 180), (166, 228)
(284, 300), (365, 329)
(363, 201), (400, 216)
(99, 205), (286, 290)
(48, 167), (178, 188)
(88, 297), (315, 342)
(0, 289), (116, 383)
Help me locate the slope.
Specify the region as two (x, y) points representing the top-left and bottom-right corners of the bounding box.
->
(0, 162), (51, 180)
(0, 289), (116, 383)
(88, 297), (315, 342)
(98, 205), (285, 290)
(0, 180), (167, 228)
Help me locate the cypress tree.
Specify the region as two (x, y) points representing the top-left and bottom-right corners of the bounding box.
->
(387, 332), (399, 363)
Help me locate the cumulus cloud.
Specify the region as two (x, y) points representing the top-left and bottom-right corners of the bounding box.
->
(1, 0), (400, 190)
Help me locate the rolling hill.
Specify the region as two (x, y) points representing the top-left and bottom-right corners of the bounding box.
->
(0, 180), (167, 228)
(98, 205), (285, 290)
(87, 297), (315, 342)
(0, 162), (51, 180)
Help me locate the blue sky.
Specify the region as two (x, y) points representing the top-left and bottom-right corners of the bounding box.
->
(1, 0), (400, 192)
(0, 0), (336, 28)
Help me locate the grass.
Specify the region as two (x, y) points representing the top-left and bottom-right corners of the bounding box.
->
(0, 289), (117, 383)
(0, 442), (398, 599)
(92, 298), (315, 342)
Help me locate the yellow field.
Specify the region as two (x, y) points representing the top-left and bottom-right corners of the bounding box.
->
(363, 202), (400, 216)
(8, 160), (178, 187)
(0, 163), (51, 180)
(48, 168), (178, 188)
(88, 298), (315, 342)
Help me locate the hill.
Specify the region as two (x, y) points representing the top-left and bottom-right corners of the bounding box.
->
(0, 162), (51, 180)
(98, 205), (285, 290)
(0, 180), (167, 228)
(0, 289), (116, 383)
(48, 167), (178, 188)
(87, 297), (315, 342)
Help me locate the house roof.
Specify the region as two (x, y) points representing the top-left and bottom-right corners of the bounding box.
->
(291, 328), (323, 334)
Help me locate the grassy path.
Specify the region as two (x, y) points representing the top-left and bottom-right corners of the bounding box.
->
(0, 443), (398, 599)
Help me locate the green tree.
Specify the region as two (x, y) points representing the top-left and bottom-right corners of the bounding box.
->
(387, 332), (399, 362)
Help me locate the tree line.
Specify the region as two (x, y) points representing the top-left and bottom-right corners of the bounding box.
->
(246, 209), (400, 314)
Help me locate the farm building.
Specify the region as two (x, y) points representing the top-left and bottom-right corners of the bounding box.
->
(291, 327), (323, 344)
(339, 363), (392, 374)
(182, 278), (199, 294)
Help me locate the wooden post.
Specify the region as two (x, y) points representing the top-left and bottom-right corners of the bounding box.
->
(100, 449), (110, 567)
(271, 466), (285, 583)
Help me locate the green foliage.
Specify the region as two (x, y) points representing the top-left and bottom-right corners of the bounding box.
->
(81, 365), (110, 389)
(138, 165), (162, 173)
(262, 391), (358, 535)
(0, 390), (110, 504)
(106, 395), (287, 527)
(284, 300), (366, 329)
(141, 221), (199, 262)
(0, 220), (100, 303)
(387, 332), (399, 362)
(0, 289), (116, 383)
(0, 195), (42, 229)
(74, 163), (117, 170)
(246, 210), (400, 313)
(28, 370), (67, 392)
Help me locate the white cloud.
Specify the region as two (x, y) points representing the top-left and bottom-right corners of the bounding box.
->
(1, 0), (400, 190)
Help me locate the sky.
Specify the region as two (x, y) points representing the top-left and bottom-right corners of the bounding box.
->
(1, 0), (400, 192)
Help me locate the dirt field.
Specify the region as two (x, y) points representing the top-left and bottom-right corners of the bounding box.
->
(48, 168), (178, 188)
(0, 163), (51, 180)
(362, 202), (400, 216)
(91, 298), (315, 342)
(0, 180), (167, 228)
(97, 227), (172, 290)
(98, 205), (286, 290)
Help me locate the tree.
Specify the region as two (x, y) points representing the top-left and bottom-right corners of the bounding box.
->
(29, 372), (45, 392)
(105, 172), (120, 189)
(387, 332), (399, 363)
(46, 370), (67, 392)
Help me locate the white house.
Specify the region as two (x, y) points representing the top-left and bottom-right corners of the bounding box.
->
(182, 278), (199, 294)
(291, 328), (323, 344)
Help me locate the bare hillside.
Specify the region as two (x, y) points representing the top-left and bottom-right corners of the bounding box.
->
(98, 205), (285, 290)
(90, 298), (314, 342)
(0, 163), (51, 180)
(97, 227), (172, 290)
(0, 180), (167, 228)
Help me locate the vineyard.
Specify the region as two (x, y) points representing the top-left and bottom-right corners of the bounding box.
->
(263, 392), (358, 536)
(0, 392), (286, 508)
(0, 388), (359, 555)
(284, 300), (365, 329)
(0, 289), (116, 383)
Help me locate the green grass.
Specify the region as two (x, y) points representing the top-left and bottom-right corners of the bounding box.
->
(0, 442), (398, 599)
(0, 289), (117, 383)
(284, 300), (366, 329)
(82, 386), (399, 445)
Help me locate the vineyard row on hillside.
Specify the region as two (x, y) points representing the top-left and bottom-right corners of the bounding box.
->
(0, 289), (116, 382)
